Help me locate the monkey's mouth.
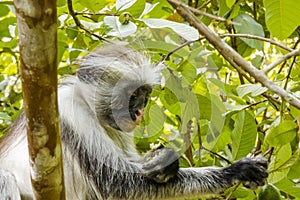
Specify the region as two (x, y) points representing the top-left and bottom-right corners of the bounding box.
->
(116, 109), (144, 132)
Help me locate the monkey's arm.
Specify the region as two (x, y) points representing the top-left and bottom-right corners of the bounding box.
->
(95, 156), (267, 200)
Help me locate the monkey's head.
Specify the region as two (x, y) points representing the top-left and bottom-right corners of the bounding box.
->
(77, 44), (163, 132)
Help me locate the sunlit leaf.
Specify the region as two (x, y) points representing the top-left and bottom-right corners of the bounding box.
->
(226, 0), (235, 8)
(275, 179), (300, 198)
(121, 0), (146, 18)
(237, 84), (268, 98)
(141, 18), (199, 41)
(264, 0), (300, 39)
(264, 120), (297, 146)
(116, 0), (137, 11)
(139, 2), (159, 18)
(232, 110), (257, 160)
(104, 16), (137, 37)
(0, 112), (11, 121)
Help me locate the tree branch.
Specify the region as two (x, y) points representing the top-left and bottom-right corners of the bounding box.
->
(188, 6), (237, 25)
(263, 48), (300, 74)
(167, 0), (300, 109)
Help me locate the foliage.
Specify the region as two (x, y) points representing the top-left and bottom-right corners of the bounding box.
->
(0, 0), (300, 199)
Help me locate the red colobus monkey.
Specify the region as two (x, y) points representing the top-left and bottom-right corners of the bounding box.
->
(0, 45), (268, 200)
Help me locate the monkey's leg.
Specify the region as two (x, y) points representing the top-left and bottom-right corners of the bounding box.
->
(0, 169), (21, 200)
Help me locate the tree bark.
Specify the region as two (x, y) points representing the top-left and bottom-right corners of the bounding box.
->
(14, 0), (66, 199)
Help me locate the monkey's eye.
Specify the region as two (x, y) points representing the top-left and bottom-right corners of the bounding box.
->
(130, 94), (138, 101)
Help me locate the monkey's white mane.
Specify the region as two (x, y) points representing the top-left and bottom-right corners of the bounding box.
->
(82, 54), (164, 85)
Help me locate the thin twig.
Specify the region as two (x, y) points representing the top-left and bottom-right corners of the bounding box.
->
(263, 48), (300, 74)
(197, 120), (202, 161)
(221, 33), (293, 52)
(200, 146), (232, 164)
(188, 6), (238, 25)
(197, 0), (212, 10)
(159, 39), (202, 63)
(67, 0), (110, 42)
(75, 12), (119, 16)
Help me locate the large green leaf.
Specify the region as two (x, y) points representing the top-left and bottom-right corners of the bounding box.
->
(233, 14), (265, 50)
(264, 0), (300, 39)
(264, 120), (297, 147)
(232, 110), (257, 160)
(274, 179), (300, 198)
(141, 18), (199, 41)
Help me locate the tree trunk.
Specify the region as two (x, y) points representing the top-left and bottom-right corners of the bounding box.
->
(13, 0), (66, 199)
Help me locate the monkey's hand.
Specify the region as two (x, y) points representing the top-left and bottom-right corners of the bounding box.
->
(223, 157), (268, 190)
(142, 148), (179, 183)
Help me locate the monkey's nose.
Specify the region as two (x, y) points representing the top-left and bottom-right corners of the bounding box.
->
(135, 109), (144, 117)
(135, 109), (144, 125)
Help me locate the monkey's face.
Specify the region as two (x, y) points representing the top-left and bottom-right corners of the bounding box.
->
(97, 83), (152, 132)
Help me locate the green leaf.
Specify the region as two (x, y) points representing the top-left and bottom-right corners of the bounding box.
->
(274, 179), (300, 198)
(264, 0), (300, 39)
(120, 0), (146, 18)
(268, 144), (292, 171)
(197, 95), (212, 120)
(0, 4), (9, 17)
(104, 16), (137, 37)
(140, 18), (199, 41)
(140, 2), (159, 18)
(0, 17), (16, 38)
(224, 104), (248, 112)
(258, 184), (281, 200)
(232, 110), (257, 160)
(141, 40), (189, 57)
(219, 0), (230, 17)
(0, 112), (11, 121)
(226, 0), (236, 8)
(145, 104), (166, 137)
(264, 120), (297, 146)
(233, 14), (265, 50)
(180, 62), (197, 84)
(229, 186), (256, 200)
(116, 0), (137, 11)
(237, 84), (268, 98)
(78, 0), (106, 12)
